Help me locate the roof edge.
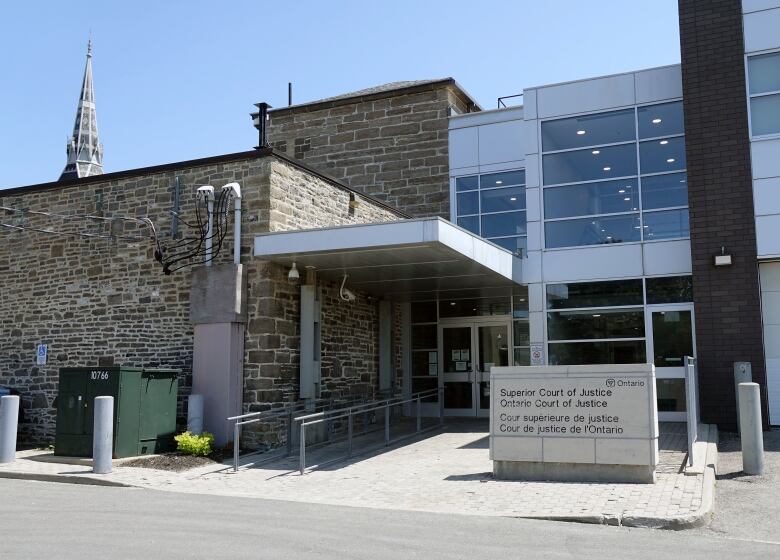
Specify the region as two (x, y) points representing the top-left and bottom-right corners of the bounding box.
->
(256, 78), (481, 117)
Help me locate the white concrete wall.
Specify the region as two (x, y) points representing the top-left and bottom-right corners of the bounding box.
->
(743, 1), (780, 258)
(760, 262), (780, 424)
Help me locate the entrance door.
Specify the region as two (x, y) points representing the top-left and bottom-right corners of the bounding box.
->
(440, 321), (510, 417)
(646, 304), (695, 422)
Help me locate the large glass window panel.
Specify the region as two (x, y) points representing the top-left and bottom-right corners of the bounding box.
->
(410, 301), (437, 323)
(748, 52), (780, 94)
(547, 308), (645, 340)
(541, 109), (636, 152)
(489, 235), (527, 257)
(439, 297), (511, 318)
(457, 216), (479, 234)
(650, 310), (693, 368)
(512, 289), (529, 318)
(455, 175), (478, 192)
(543, 143), (637, 185)
(641, 172), (688, 210)
(548, 340), (647, 365)
(546, 279), (644, 310)
(513, 320), (530, 345)
(643, 209), (690, 240)
(457, 191), (479, 215)
(646, 276), (693, 304)
(750, 94), (780, 136)
(657, 379), (687, 412)
(411, 324), (437, 349)
(639, 137), (686, 174)
(411, 351), (437, 377)
(481, 211), (527, 237)
(513, 347), (530, 366)
(478, 325), (509, 372)
(544, 179), (639, 219)
(481, 170), (525, 188)
(481, 186), (525, 213)
(638, 102), (685, 139)
(545, 214), (640, 248)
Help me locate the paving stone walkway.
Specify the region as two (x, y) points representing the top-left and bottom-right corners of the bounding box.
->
(0, 420), (711, 527)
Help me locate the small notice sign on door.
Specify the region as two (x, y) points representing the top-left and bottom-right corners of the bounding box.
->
(530, 344), (544, 366)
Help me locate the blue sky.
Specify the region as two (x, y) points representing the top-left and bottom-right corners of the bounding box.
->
(0, 1), (681, 189)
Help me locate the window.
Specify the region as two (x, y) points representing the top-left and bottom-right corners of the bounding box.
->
(546, 279), (646, 366)
(541, 102), (689, 248)
(748, 52), (780, 137)
(454, 170), (527, 257)
(646, 276), (693, 304)
(410, 301), (438, 398)
(513, 288), (530, 365)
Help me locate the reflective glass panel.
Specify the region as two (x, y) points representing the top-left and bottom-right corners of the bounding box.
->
(748, 52), (780, 94)
(489, 236), (527, 258)
(481, 170), (525, 188)
(641, 172), (688, 210)
(512, 290), (529, 318)
(548, 340), (646, 365)
(439, 297), (511, 318)
(513, 320), (530, 345)
(455, 175), (479, 192)
(646, 276), (693, 304)
(481, 186), (525, 213)
(541, 109), (636, 152)
(482, 211), (527, 237)
(513, 347), (530, 366)
(411, 351), (437, 377)
(657, 379), (687, 412)
(750, 94), (780, 136)
(457, 216), (479, 235)
(411, 324), (437, 350)
(442, 327), (472, 373)
(545, 214), (640, 248)
(637, 102), (685, 139)
(643, 209), (690, 240)
(410, 301), (437, 323)
(544, 179), (639, 219)
(547, 308), (645, 340)
(546, 279), (644, 309)
(457, 191), (479, 215)
(639, 137), (686, 174)
(651, 310), (693, 368)
(543, 143), (637, 185)
(478, 325), (509, 372)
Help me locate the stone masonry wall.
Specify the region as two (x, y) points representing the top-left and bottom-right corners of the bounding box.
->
(266, 84), (471, 218)
(0, 151), (404, 446)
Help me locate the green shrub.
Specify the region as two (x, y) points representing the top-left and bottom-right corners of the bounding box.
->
(174, 431), (215, 456)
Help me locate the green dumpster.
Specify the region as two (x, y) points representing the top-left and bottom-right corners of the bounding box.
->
(54, 366), (179, 458)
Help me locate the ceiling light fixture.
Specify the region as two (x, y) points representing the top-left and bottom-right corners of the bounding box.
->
(659, 140), (669, 145)
(603, 166), (611, 171)
(510, 197), (517, 201)
(496, 180), (503, 185)
(667, 158), (675, 163)
(592, 150), (600, 155)
(618, 189), (626, 194)
(624, 197), (631, 201)
(577, 130), (586, 135)
(652, 118), (662, 124)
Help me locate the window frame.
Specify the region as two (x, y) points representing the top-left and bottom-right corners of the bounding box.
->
(746, 48), (780, 140)
(539, 101), (690, 250)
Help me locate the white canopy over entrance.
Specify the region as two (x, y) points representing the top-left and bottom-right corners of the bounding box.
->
(253, 218), (524, 300)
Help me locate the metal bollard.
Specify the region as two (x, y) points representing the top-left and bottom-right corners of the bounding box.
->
(0, 395), (20, 464)
(738, 383), (764, 475)
(734, 362), (752, 432)
(187, 394), (204, 435)
(93, 396), (114, 474)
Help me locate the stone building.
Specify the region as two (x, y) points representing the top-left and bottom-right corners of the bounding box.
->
(260, 79), (478, 218)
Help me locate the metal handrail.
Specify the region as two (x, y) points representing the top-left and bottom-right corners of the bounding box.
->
(497, 93), (523, 109)
(296, 388), (445, 475)
(229, 394), (373, 472)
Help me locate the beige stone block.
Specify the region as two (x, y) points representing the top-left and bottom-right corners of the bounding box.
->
(543, 437), (595, 464)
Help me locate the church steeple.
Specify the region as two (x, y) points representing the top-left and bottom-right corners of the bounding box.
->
(60, 40), (103, 181)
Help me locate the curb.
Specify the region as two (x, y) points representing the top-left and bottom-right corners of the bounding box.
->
(0, 470), (131, 488)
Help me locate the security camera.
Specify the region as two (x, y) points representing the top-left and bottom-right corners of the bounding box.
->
(342, 288), (356, 302)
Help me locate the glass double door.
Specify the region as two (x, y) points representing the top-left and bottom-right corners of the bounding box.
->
(645, 303), (696, 422)
(440, 321), (510, 417)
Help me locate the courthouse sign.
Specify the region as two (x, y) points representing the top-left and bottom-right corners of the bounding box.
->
(490, 364), (659, 483)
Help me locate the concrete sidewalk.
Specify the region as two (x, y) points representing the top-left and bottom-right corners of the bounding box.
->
(0, 421), (717, 529)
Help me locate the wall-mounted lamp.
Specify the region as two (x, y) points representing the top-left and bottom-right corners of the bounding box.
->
(349, 193), (361, 209)
(714, 246), (732, 267)
(288, 262), (300, 281)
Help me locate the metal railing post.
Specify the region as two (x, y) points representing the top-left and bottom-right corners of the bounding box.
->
(233, 422), (240, 473)
(439, 388), (445, 425)
(286, 410), (293, 457)
(348, 411), (353, 457)
(299, 421), (306, 475)
(416, 397), (421, 433)
(384, 402), (390, 446)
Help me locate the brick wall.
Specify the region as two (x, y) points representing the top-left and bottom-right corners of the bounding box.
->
(265, 81), (473, 218)
(0, 151), (405, 445)
(679, 0), (769, 428)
